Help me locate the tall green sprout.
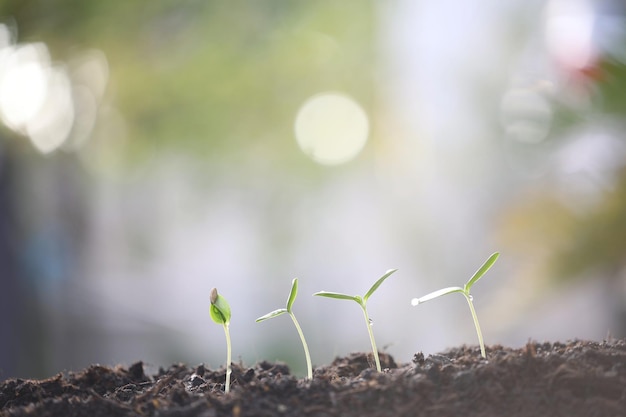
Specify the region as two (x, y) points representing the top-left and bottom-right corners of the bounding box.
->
(314, 269), (397, 372)
(256, 278), (313, 379)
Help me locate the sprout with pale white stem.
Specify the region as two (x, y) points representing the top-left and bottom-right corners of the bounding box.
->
(411, 252), (500, 358)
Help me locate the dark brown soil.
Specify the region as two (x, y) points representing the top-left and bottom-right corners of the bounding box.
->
(1, 339), (625, 417)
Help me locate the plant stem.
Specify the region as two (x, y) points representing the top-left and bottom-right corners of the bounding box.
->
(223, 323), (232, 392)
(361, 305), (381, 372)
(464, 294), (486, 358)
(289, 312), (313, 380)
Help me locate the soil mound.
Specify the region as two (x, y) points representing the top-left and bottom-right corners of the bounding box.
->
(2, 339), (625, 417)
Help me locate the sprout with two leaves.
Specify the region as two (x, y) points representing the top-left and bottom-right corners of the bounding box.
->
(411, 252), (500, 358)
(209, 288), (232, 393)
(256, 278), (313, 380)
(314, 269), (398, 372)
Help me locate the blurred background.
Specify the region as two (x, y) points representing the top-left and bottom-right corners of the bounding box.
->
(1, 0), (626, 380)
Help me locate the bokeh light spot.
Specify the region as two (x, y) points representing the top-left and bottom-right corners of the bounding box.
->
(26, 68), (75, 154)
(501, 88), (552, 144)
(0, 43), (50, 131)
(545, 0), (595, 70)
(294, 92), (369, 165)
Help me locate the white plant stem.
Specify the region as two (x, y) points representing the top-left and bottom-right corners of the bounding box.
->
(289, 312), (313, 380)
(464, 294), (486, 358)
(361, 305), (381, 372)
(223, 323), (232, 392)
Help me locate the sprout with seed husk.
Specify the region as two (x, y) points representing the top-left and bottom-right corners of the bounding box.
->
(411, 252), (500, 358)
(256, 278), (313, 380)
(313, 269), (398, 372)
(209, 287), (232, 392)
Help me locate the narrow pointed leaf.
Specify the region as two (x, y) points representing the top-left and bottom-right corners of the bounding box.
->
(411, 286), (464, 306)
(286, 278), (298, 312)
(364, 269), (397, 302)
(464, 252), (500, 291)
(255, 308), (288, 322)
(313, 291), (358, 302)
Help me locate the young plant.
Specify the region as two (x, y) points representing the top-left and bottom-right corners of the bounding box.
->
(410, 252), (500, 358)
(255, 278), (313, 380)
(313, 269), (398, 372)
(209, 287), (232, 393)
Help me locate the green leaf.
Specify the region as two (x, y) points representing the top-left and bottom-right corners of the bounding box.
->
(363, 269), (397, 302)
(411, 286), (464, 306)
(313, 291), (358, 302)
(210, 303), (229, 324)
(464, 252), (500, 291)
(255, 308), (288, 322)
(286, 278), (298, 312)
(209, 288), (231, 325)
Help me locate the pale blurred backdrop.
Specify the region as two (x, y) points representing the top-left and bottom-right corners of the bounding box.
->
(1, 0), (626, 379)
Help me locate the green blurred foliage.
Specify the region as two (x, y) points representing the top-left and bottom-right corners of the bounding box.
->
(553, 166), (626, 280)
(0, 0), (375, 166)
(552, 58), (626, 280)
(596, 58), (626, 116)
(5, 0), (625, 285)
(502, 55), (626, 283)
(551, 58), (626, 136)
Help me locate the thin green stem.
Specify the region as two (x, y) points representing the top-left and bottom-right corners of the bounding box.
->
(289, 312), (313, 380)
(223, 323), (232, 393)
(361, 305), (381, 372)
(464, 294), (486, 358)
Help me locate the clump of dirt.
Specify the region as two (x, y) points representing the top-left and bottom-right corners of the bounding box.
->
(1, 339), (625, 417)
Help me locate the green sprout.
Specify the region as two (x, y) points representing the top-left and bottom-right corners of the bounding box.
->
(313, 269), (398, 372)
(209, 287), (232, 393)
(256, 278), (313, 380)
(411, 252), (500, 359)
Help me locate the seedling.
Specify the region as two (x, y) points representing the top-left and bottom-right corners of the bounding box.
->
(410, 252), (500, 358)
(256, 278), (313, 380)
(209, 287), (232, 393)
(313, 269), (398, 372)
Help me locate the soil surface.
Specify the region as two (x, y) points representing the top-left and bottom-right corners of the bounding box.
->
(1, 339), (625, 417)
